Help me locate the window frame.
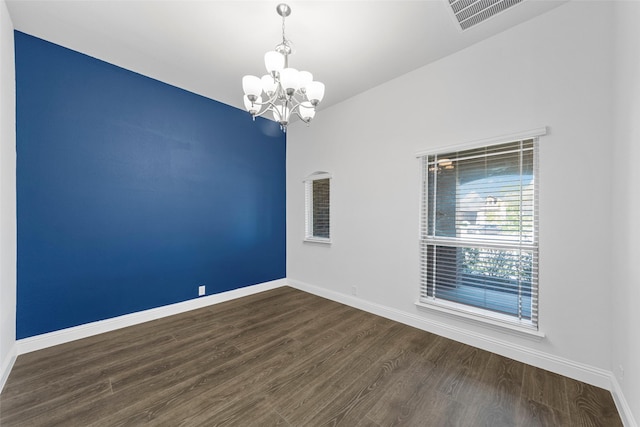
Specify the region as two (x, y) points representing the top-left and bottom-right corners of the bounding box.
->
(416, 128), (546, 336)
(304, 172), (332, 244)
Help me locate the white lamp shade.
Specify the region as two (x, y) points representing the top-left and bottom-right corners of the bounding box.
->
(298, 71), (313, 90)
(280, 68), (300, 92)
(264, 51), (285, 74)
(306, 81), (325, 104)
(299, 105), (316, 120)
(243, 95), (262, 114)
(273, 105), (291, 123)
(261, 75), (277, 95)
(242, 75), (262, 98)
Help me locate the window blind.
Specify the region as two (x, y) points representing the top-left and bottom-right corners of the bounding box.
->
(419, 139), (539, 329)
(311, 178), (330, 238)
(304, 172), (331, 242)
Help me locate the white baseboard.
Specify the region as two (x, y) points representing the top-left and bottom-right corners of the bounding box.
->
(287, 279), (613, 390)
(611, 375), (639, 427)
(0, 343), (17, 394)
(16, 279), (287, 355)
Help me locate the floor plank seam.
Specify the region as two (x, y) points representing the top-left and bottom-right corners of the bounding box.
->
(270, 405), (292, 426)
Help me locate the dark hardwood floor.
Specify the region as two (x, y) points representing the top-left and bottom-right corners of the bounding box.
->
(0, 287), (622, 426)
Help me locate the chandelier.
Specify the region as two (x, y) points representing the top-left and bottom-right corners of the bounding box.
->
(241, 3), (325, 132)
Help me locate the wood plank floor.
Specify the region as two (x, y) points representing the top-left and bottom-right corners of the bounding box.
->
(0, 287), (622, 426)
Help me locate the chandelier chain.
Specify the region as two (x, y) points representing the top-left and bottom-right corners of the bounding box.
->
(282, 14), (286, 45)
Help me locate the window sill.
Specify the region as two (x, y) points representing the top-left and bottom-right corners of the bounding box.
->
(415, 300), (545, 340)
(303, 237), (332, 245)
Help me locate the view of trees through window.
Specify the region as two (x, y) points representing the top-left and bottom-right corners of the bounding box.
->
(422, 139), (538, 324)
(305, 173), (331, 242)
(312, 178), (330, 239)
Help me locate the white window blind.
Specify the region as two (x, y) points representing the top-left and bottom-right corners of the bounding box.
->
(419, 138), (539, 329)
(304, 172), (331, 243)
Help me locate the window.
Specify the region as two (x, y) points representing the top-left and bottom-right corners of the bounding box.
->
(418, 136), (540, 330)
(304, 172), (331, 243)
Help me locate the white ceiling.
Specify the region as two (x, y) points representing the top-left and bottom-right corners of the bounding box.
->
(6, 0), (567, 113)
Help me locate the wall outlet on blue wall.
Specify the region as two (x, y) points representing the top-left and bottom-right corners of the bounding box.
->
(198, 285), (206, 297)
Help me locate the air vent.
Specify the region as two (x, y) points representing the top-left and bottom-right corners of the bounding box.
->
(448, 0), (524, 30)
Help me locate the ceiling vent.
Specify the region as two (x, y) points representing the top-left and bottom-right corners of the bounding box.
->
(448, 0), (524, 30)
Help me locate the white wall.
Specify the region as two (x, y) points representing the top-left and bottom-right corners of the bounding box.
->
(612, 1), (640, 425)
(0, 0), (16, 392)
(288, 1), (616, 389)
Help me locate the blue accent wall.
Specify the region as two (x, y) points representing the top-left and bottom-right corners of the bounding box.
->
(15, 32), (286, 339)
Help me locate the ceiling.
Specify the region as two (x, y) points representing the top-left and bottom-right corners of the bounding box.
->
(6, 0), (567, 113)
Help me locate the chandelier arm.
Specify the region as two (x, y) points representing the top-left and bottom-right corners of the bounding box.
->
(255, 91), (280, 107)
(288, 99), (301, 113)
(292, 109), (312, 124)
(264, 97), (284, 112)
(251, 94), (288, 119)
(245, 91), (279, 118)
(287, 93), (310, 110)
(250, 107), (273, 119)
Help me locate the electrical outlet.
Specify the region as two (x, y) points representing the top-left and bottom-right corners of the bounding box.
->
(198, 285), (206, 296)
(351, 286), (358, 296)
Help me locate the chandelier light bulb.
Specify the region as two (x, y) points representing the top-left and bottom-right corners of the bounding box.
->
(305, 81), (325, 105)
(299, 104), (316, 121)
(264, 51), (285, 75)
(298, 71), (313, 92)
(242, 75), (262, 99)
(280, 68), (300, 95)
(261, 75), (277, 95)
(243, 95), (262, 115)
